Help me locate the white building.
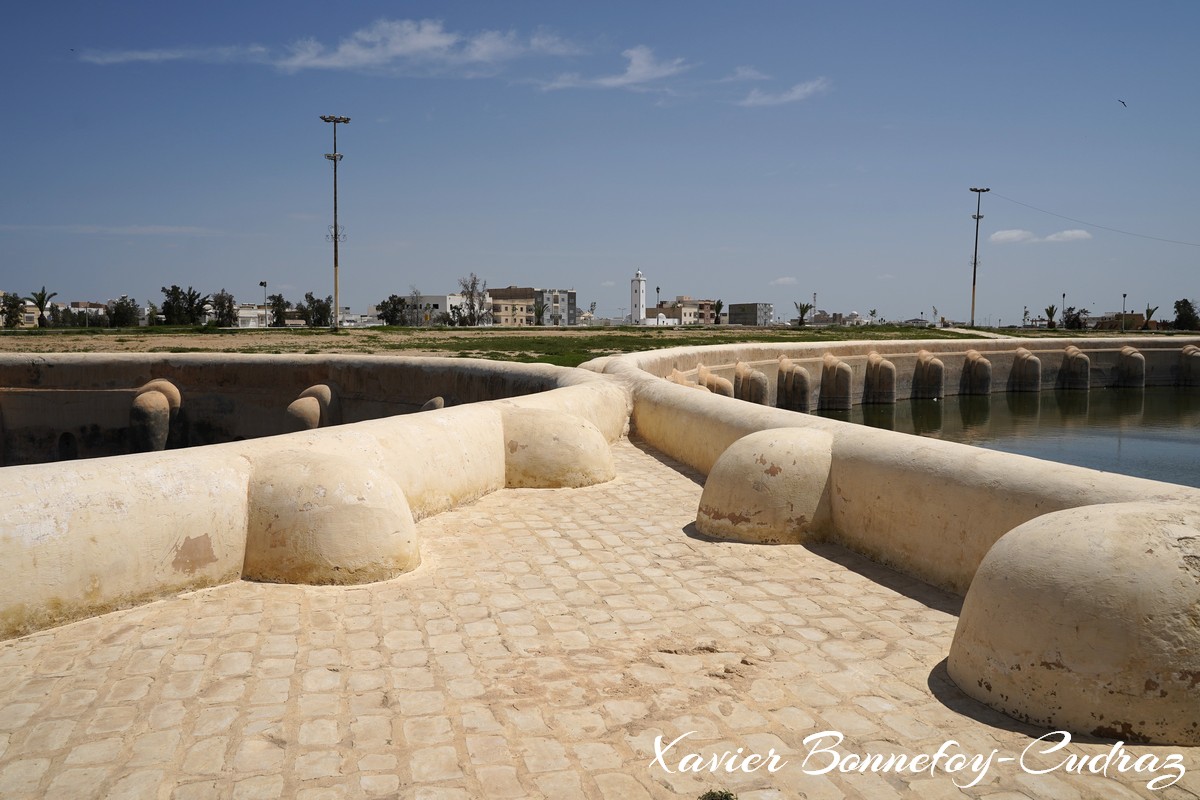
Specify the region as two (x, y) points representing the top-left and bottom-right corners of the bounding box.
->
(410, 293), (493, 326)
(236, 304), (270, 328)
(630, 270), (647, 325)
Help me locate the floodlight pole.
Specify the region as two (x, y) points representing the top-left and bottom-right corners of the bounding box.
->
(1122, 293), (1127, 332)
(969, 187), (989, 327)
(259, 281), (267, 327)
(321, 115), (350, 330)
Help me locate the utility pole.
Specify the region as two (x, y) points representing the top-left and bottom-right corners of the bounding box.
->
(321, 115), (350, 330)
(969, 187), (989, 327)
(259, 280), (267, 327)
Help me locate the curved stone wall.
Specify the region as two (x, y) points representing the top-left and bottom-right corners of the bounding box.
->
(591, 335), (1200, 745)
(5, 338), (1200, 745)
(0, 356), (630, 638)
(0, 353), (610, 466)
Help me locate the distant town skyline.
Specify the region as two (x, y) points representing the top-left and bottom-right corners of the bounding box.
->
(3, 2), (1198, 324)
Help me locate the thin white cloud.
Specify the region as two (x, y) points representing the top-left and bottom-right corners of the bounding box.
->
(81, 45), (269, 66)
(544, 45), (690, 91)
(769, 276), (798, 285)
(1044, 229), (1092, 242)
(82, 19), (581, 75)
(0, 224), (222, 236)
(991, 228), (1092, 244)
(529, 28), (585, 57)
(738, 77), (831, 107)
(279, 19), (487, 71)
(719, 65), (770, 83)
(990, 229), (1036, 244)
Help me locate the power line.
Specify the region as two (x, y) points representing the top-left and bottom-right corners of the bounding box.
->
(990, 192), (1200, 248)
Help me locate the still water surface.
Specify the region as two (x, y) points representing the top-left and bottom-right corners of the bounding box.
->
(816, 387), (1200, 488)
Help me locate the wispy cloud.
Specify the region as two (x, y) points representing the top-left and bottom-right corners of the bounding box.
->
(80, 45), (270, 66)
(990, 228), (1092, 244)
(1044, 229), (1092, 242)
(0, 224), (222, 237)
(719, 65), (770, 83)
(769, 276), (798, 285)
(82, 19), (582, 75)
(738, 77), (831, 107)
(990, 229), (1036, 244)
(543, 45), (690, 91)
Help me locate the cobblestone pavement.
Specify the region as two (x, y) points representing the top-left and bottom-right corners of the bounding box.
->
(1, 438), (1196, 799)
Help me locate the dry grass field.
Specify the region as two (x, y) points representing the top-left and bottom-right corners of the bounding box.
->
(0, 324), (979, 366)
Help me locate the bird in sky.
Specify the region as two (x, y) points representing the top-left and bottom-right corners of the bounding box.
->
(1119, 99), (1127, 107)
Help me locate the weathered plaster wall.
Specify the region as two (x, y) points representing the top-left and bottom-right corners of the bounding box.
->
(593, 337), (1200, 595)
(0, 354), (595, 465)
(618, 337), (1195, 408)
(0, 357), (630, 638)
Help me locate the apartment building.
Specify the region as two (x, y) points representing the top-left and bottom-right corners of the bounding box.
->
(652, 296), (718, 325)
(727, 302), (774, 326)
(490, 286), (577, 326)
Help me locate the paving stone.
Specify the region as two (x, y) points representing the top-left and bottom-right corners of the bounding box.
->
(0, 438), (1195, 800)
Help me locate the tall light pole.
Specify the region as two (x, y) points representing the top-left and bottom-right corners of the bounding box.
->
(969, 187), (989, 327)
(259, 281), (268, 327)
(321, 114), (350, 330)
(1122, 292), (1127, 332)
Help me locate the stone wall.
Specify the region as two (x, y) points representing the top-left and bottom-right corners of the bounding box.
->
(591, 336), (1200, 594)
(592, 336), (1200, 744)
(0, 354), (594, 466)
(0, 357), (630, 638)
(613, 337), (1195, 409)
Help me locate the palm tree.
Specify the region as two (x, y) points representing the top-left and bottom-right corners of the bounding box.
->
(533, 298), (547, 326)
(868, 308), (877, 325)
(183, 288), (210, 325)
(1143, 305), (1159, 330)
(713, 299), (723, 324)
(1045, 304), (1057, 329)
(24, 286), (58, 328)
(794, 301), (814, 327)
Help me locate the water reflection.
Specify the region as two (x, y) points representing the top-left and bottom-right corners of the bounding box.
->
(1005, 391), (1040, 419)
(861, 404), (895, 431)
(814, 387), (1200, 488)
(911, 397), (942, 435)
(958, 395), (990, 431)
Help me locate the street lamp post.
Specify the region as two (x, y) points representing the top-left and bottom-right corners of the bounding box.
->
(259, 281), (267, 328)
(969, 187), (989, 327)
(320, 115), (350, 330)
(1122, 293), (1127, 332)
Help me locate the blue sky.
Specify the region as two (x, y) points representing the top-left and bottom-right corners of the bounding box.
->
(3, 1), (1198, 324)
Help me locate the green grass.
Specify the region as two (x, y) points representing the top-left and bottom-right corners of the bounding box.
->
(3, 323), (983, 367)
(385, 326), (978, 367)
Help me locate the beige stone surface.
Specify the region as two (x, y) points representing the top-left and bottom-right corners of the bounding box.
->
(243, 452), (421, 585)
(2, 438), (1195, 798)
(501, 408), (616, 489)
(0, 359), (630, 638)
(949, 502), (1200, 745)
(696, 429), (833, 544)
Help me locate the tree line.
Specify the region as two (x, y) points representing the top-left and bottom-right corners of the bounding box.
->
(0, 285), (337, 329)
(375, 273), (492, 327)
(1041, 299), (1200, 331)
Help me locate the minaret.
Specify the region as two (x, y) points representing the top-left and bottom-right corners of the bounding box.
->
(631, 270), (646, 325)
